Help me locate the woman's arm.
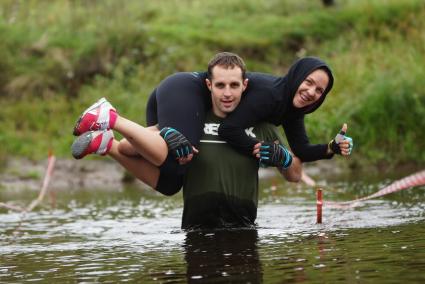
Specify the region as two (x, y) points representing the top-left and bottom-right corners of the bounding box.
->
(283, 115), (333, 162)
(218, 92), (274, 155)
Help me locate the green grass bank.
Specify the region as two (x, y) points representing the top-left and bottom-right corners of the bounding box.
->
(0, 0), (424, 169)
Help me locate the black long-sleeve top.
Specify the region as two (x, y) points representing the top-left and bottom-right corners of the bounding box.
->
(218, 57), (335, 162)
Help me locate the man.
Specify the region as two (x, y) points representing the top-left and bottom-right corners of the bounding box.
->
(181, 52), (301, 229)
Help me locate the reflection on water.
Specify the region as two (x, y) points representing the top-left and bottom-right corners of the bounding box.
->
(1, 176), (425, 283)
(184, 229), (262, 283)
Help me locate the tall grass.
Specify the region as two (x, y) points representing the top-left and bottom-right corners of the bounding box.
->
(0, 0), (424, 167)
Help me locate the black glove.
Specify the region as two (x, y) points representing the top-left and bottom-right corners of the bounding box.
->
(159, 127), (193, 159)
(259, 141), (293, 169)
(329, 138), (342, 154)
(328, 129), (353, 155)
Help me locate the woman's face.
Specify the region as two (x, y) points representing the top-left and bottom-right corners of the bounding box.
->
(292, 69), (329, 108)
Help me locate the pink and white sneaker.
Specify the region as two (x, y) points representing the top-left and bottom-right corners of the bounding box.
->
(73, 97), (118, 136)
(71, 130), (114, 159)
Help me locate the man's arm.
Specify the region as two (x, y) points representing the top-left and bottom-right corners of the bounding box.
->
(277, 155), (302, 182)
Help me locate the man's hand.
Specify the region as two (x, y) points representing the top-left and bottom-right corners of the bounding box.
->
(328, 123), (353, 156)
(159, 127), (194, 160)
(256, 141), (293, 169)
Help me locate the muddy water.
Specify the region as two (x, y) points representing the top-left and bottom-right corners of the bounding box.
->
(1, 173), (424, 283)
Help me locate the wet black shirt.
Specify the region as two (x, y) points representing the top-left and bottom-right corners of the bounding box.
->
(182, 112), (285, 229)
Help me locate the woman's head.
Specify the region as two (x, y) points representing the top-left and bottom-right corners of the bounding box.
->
(287, 57), (334, 114)
(292, 68), (329, 108)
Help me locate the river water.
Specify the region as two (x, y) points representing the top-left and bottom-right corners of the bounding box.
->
(1, 170), (424, 283)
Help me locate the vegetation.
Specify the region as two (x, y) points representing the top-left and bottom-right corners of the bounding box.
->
(0, 0), (424, 168)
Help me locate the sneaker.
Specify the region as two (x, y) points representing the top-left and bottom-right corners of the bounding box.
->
(73, 97), (118, 136)
(71, 130), (114, 159)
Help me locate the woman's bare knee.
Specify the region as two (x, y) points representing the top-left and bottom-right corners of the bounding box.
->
(118, 139), (139, 157)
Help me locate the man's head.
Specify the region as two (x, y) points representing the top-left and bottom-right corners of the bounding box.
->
(206, 52), (248, 118)
(207, 52), (247, 80)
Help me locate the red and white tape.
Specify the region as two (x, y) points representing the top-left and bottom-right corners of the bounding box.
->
(325, 169), (425, 209)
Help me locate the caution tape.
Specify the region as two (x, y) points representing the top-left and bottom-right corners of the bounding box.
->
(325, 169), (425, 209)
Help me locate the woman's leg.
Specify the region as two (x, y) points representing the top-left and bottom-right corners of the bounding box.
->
(71, 98), (183, 195)
(112, 138), (183, 196)
(113, 116), (167, 166)
(116, 72), (209, 166)
(154, 72), (210, 146)
(107, 139), (160, 188)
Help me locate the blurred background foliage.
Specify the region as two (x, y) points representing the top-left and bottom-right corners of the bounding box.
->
(0, 0), (424, 168)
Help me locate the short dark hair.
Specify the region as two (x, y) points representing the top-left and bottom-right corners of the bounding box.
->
(207, 52), (246, 80)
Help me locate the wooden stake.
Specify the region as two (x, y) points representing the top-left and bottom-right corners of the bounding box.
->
(316, 188), (323, 224)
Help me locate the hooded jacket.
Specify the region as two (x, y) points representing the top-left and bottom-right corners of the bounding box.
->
(218, 57), (334, 162)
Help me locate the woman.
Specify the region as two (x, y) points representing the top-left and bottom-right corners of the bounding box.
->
(71, 54), (350, 196)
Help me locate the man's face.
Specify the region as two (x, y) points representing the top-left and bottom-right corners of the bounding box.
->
(206, 65), (248, 118)
(292, 69), (329, 108)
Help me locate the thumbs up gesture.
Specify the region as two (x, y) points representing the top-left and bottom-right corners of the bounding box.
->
(328, 123), (353, 156)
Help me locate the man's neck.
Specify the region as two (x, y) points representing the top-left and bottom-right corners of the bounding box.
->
(212, 108), (228, 118)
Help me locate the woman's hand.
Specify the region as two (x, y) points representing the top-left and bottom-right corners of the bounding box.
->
(254, 141), (293, 168)
(177, 146), (199, 165)
(328, 123), (353, 156)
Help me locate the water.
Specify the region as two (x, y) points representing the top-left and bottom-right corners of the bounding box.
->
(1, 172), (425, 283)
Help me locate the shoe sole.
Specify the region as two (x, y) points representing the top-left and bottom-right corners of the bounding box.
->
(73, 98), (107, 136)
(71, 132), (92, 159)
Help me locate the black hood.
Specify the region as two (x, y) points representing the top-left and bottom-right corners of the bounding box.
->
(284, 57), (334, 114)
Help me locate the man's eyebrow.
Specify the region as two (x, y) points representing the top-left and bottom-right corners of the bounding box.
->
(214, 81), (241, 85)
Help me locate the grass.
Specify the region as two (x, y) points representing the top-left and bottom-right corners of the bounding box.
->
(0, 0), (424, 167)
